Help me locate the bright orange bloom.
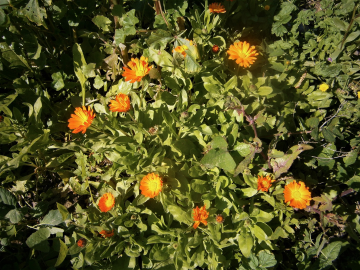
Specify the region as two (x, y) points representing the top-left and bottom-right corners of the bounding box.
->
(284, 181), (311, 209)
(193, 206), (209, 229)
(216, 214), (224, 223)
(99, 229), (114, 238)
(68, 106), (95, 134)
(77, 239), (86, 247)
(209, 3), (226, 13)
(98, 192), (115, 212)
(109, 93), (131, 113)
(173, 45), (188, 57)
(264, 5), (270, 10)
(227, 41), (259, 68)
(257, 175), (275, 192)
(122, 56), (152, 83)
(140, 173), (163, 198)
(212, 45), (220, 53)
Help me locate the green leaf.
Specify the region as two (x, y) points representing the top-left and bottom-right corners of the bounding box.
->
(94, 75), (104, 89)
(26, 228), (50, 248)
(72, 43), (87, 106)
(147, 29), (173, 50)
(191, 179), (211, 193)
(40, 210), (63, 226)
(167, 205), (192, 225)
(0, 188), (16, 206)
(23, 0), (48, 28)
(5, 209), (24, 223)
(332, 17), (347, 31)
(149, 48), (173, 69)
(92, 15), (112, 32)
(258, 86), (273, 96)
(343, 150), (357, 166)
(51, 72), (65, 91)
(319, 241), (342, 269)
(346, 176), (360, 191)
(251, 225), (267, 241)
(56, 203), (70, 221)
(234, 142), (252, 157)
(201, 149), (236, 172)
(257, 250), (277, 268)
(238, 231), (253, 258)
(55, 239), (68, 267)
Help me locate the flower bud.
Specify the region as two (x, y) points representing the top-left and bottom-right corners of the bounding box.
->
(212, 45), (220, 53)
(77, 239), (87, 247)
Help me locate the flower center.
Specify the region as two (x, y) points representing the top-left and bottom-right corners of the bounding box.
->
(148, 180), (159, 191)
(292, 190), (302, 200)
(262, 180), (270, 188)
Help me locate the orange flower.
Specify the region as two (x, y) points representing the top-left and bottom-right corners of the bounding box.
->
(109, 93), (131, 113)
(68, 106), (95, 134)
(209, 3), (226, 13)
(193, 205), (209, 229)
(77, 239), (87, 247)
(227, 41), (259, 68)
(264, 5), (270, 10)
(98, 192), (115, 212)
(122, 56), (152, 83)
(284, 181), (311, 209)
(216, 214), (224, 223)
(212, 45), (220, 53)
(99, 229), (114, 238)
(257, 175), (275, 192)
(140, 173), (163, 198)
(173, 45), (188, 57)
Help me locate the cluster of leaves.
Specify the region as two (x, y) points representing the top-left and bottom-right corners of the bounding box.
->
(1, 0), (360, 269)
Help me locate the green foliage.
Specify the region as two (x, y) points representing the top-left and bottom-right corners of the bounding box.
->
(0, 0), (360, 269)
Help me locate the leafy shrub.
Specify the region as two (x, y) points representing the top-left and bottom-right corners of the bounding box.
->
(0, 0), (360, 269)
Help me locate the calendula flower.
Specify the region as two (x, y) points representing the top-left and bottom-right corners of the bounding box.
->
(212, 45), (220, 53)
(186, 39), (194, 46)
(284, 181), (311, 209)
(257, 175), (275, 192)
(193, 205), (209, 229)
(99, 229), (114, 238)
(98, 192), (115, 212)
(122, 56), (152, 83)
(77, 239), (87, 247)
(319, 83), (329, 92)
(264, 5), (270, 10)
(68, 106), (95, 134)
(109, 93), (131, 113)
(227, 41), (259, 68)
(209, 3), (226, 13)
(140, 173), (163, 198)
(216, 214), (224, 223)
(173, 45), (188, 57)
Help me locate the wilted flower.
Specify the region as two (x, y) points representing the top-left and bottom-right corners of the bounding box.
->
(98, 192), (115, 212)
(319, 83), (329, 92)
(140, 173), (163, 198)
(284, 181), (311, 209)
(212, 45), (220, 53)
(216, 214), (224, 223)
(99, 229), (114, 238)
(68, 106), (95, 134)
(193, 205), (209, 229)
(122, 56), (152, 83)
(227, 41), (259, 68)
(257, 175), (275, 192)
(109, 93), (131, 113)
(173, 45), (188, 57)
(0, 115), (3, 122)
(77, 239), (87, 247)
(209, 3), (226, 13)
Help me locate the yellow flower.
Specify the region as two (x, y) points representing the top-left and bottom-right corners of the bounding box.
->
(209, 3), (226, 13)
(122, 56), (152, 83)
(257, 175), (275, 192)
(284, 181), (311, 209)
(227, 41), (259, 68)
(173, 45), (188, 57)
(319, 83), (329, 92)
(140, 173), (163, 198)
(358, 92), (360, 99)
(98, 193), (115, 212)
(193, 205), (209, 229)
